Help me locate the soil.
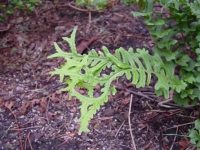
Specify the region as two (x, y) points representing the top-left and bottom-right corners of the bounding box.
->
(0, 1), (198, 150)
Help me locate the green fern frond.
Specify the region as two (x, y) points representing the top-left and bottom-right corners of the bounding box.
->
(48, 27), (185, 133)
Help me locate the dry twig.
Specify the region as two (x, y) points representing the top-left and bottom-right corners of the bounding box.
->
(27, 132), (34, 150)
(164, 121), (194, 131)
(169, 127), (178, 150)
(115, 120), (125, 137)
(128, 94), (137, 150)
(126, 89), (155, 101)
(86, 11), (92, 32)
(67, 2), (98, 12)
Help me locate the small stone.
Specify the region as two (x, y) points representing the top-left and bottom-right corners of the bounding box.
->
(16, 86), (24, 92)
(11, 17), (23, 24)
(55, 26), (66, 33)
(4, 142), (14, 150)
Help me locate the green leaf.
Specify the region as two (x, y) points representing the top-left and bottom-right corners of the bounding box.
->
(145, 19), (165, 26)
(195, 120), (200, 130)
(132, 11), (151, 17)
(49, 27), (176, 133)
(62, 26), (78, 54)
(176, 54), (191, 67)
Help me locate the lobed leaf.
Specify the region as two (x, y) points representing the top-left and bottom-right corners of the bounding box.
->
(49, 27), (179, 133)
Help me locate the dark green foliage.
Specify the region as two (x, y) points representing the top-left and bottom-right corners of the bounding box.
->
(132, 0), (200, 106)
(132, 0), (200, 148)
(0, 0), (40, 21)
(75, 0), (145, 10)
(75, 0), (108, 10)
(122, 0), (136, 5)
(189, 120), (200, 148)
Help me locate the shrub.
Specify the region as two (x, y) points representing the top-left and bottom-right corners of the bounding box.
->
(75, 0), (108, 10)
(75, 0), (142, 10)
(189, 120), (200, 148)
(0, 0), (40, 21)
(132, 0), (200, 148)
(132, 0), (200, 105)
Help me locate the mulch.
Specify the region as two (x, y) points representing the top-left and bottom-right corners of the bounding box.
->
(0, 1), (197, 149)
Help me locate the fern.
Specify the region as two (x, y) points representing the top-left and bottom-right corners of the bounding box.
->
(48, 27), (186, 133)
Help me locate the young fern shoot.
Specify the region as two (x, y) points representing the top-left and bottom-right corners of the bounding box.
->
(48, 27), (185, 133)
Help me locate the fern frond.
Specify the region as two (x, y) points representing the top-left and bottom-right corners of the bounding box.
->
(48, 27), (185, 133)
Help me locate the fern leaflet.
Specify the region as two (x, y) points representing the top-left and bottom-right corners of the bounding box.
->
(48, 27), (186, 133)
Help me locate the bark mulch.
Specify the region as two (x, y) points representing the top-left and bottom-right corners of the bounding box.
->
(0, 1), (197, 149)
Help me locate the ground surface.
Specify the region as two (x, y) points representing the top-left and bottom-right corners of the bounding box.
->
(0, 1), (198, 150)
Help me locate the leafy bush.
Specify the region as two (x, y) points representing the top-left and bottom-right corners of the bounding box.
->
(131, 0), (200, 148)
(189, 120), (200, 148)
(122, 0), (138, 5)
(132, 0), (200, 106)
(0, 0), (40, 21)
(48, 27), (184, 133)
(75, 0), (108, 10)
(75, 0), (141, 10)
